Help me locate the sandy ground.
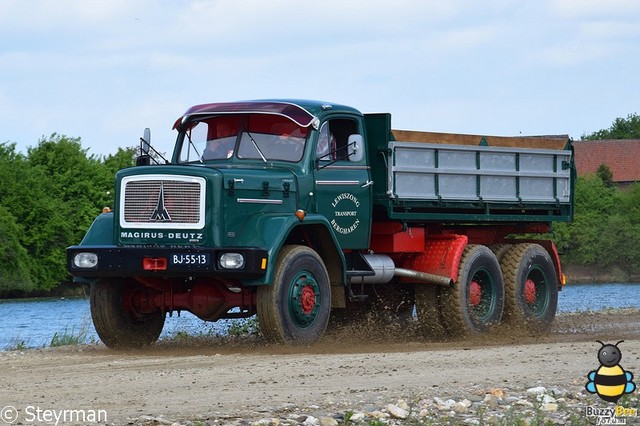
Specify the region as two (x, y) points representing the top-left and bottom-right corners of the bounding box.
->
(1, 310), (639, 424)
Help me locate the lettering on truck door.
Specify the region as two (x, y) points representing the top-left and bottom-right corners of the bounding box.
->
(313, 118), (372, 249)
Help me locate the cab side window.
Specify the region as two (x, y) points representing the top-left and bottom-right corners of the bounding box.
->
(316, 122), (334, 161)
(317, 118), (359, 162)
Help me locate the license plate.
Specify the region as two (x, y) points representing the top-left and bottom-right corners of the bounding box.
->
(170, 253), (210, 266)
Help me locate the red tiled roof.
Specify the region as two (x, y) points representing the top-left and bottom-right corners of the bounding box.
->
(573, 139), (640, 182)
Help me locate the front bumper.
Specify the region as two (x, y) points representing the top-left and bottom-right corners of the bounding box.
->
(66, 245), (268, 278)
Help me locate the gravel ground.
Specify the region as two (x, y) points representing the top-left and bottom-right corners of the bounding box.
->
(1, 309), (639, 425)
(131, 384), (639, 425)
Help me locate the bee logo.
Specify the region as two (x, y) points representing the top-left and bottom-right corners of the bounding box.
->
(585, 340), (636, 403)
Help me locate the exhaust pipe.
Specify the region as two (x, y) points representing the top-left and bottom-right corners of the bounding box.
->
(349, 254), (453, 287)
(394, 268), (453, 287)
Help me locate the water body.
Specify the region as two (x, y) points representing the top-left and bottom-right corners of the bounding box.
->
(0, 298), (234, 350)
(1, 283), (638, 351)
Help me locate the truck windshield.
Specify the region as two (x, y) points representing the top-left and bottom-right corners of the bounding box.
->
(177, 114), (309, 163)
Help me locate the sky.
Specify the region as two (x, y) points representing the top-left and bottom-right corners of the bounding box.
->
(1, 0), (639, 158)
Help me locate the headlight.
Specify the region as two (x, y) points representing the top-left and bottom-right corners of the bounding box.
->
(73, 252), (98, 268)
(219, 253), (245, 269)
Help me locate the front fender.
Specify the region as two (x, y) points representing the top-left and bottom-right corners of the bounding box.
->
(69, 212), (114, 283)
(79, 212), (115, 245)
(236, 213), (345, 286)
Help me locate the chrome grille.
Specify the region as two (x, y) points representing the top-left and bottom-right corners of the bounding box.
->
(121, 176), (204, 227)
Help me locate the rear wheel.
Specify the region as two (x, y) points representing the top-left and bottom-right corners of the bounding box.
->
(500, 243), (558, 331)
(439, 245), (504, 335)
(257, 245), (330, 345)
(90, 278), (165, 349)
(490, 244), (513, 262)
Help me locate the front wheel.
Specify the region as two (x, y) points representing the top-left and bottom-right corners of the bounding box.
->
(439, 245), (504, 336)
(90, 278), (165, 349)
(500, 243), (558, 331)
(257, 245), (331, 345)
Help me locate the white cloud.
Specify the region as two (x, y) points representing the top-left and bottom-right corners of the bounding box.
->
(579, 20), (640, 40)
(427, 24), (503, 52)
(534, 40), (616, 67)
(514, 1), (640, 68)
(549, 0), (640, 19)
(0, 0), (138, 32)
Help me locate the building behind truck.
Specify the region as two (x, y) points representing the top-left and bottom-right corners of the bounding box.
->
(67, 99), (574, 348)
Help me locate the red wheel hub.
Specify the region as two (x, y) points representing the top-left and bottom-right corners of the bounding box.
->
(300, 285), (316, 314)
(524, 278), (537, 304)
(469, 281), (482, 306)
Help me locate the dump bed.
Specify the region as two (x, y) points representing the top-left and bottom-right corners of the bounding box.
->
(365, 114), (574, 224)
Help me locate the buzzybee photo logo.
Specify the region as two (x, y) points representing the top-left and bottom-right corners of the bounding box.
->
(584, 340), (638, 424)
(585, 340), (636, 403)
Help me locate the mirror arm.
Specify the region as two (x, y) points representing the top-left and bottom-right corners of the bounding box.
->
(146, 144), (169, 165)
(136, 128), (169, 165)
(316, 146), (355, 170)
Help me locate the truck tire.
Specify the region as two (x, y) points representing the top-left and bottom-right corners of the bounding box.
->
(415, 285), (446, 338)
(90, 278), (165, 349)
(490, 244), (513, 262)
(500, 243), (558, 331)
(257, 245), (330, 345)
(440, 245), (504, 335)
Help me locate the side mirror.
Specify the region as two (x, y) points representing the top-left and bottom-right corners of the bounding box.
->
(347, 134), (364, 162)
(141, 128), (151, 154)
(136, 128), (152, 166)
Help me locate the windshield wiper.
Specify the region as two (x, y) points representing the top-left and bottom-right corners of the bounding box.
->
(185, 131), (204, 164)
(245, 128), (267, 163)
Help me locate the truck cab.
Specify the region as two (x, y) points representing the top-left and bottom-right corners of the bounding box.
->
(68, 100), (377, 347)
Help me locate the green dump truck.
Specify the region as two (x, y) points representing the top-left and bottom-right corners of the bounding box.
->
(67, 100), (574, 348)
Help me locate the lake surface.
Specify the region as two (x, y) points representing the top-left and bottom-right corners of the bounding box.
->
(1, 283), (639, 350)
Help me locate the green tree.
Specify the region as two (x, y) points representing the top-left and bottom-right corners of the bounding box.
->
(596, 164), (614, 187)
(0, 136), (132, 294)
(598, 214), (640, 271)
(582, 113), (640, 140)
(0, 144), (34, 293)
(553, 175), (640, 274)
(573, 174), (618, 214)
(102, 146), (136, 175)
(16, 134), (114, 290)
(618, 183), (640, 225)
(0, 143), (27, 206)
(0, 205), (33, 294)
(99, 146), (136, 206)
(553, 175), (620, 266)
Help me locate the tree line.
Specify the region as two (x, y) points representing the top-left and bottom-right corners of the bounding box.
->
(552, 173), (640, 277)
(0, 114), (638, 296)
(0, 135), (135, 296)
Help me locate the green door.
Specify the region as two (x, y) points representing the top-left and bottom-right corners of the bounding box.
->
(313, 118), (372, 249)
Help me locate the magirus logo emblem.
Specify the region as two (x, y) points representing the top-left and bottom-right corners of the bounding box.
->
(150, 183), (172, 222)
